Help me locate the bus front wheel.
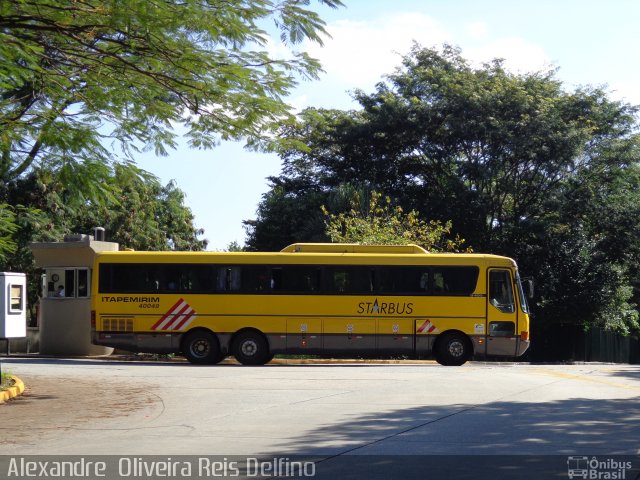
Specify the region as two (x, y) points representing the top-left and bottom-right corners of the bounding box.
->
(232, 330), (271, 365)
(435, 332), (471, 366)
(182, 330), (223, 365)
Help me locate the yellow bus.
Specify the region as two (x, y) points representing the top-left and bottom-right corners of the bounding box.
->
(91, 243), (531, 366)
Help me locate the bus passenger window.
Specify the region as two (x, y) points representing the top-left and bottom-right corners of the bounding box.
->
(277, 266), (320, 293)
(433, 272), (448, 293)
(216, 267), (241, 291)
(332, 271), (350, 293)
(271, 268), (283, 290)
(419, 273), (428, 292)
(301, 271), (320, 292)
(164, 266), (179, 291)
(489, 270), (515, 313)
(241, 266), (271, 292)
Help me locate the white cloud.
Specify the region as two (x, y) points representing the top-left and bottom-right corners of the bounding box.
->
(300, 12), (552, 94)
(289, 94), (310, 114)
(464, 37), (551, 74)
(269, 12), (553, 110)
(608, 80), (640, 106)
(465, 21), (489, 40)
(304, 13), (449, 90)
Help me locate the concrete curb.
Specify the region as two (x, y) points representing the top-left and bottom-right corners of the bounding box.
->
(0, 375), (25, 403)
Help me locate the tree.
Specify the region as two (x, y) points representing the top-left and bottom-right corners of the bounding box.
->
(0, 0), (343, 184)
(264, 45), (639, 252)
(244, 184), (329, 251)
(0, 204), (18, 262)
(2, 162), (206, 255)
(527, 146), (640, 334)
(248, 44), (640, 333)
(1, 162), (206, 276)
(226, 241), (245, 252)
(322, 191), (467, 252)
(1, 163), (207, 323)
(0, 0), (343, 267)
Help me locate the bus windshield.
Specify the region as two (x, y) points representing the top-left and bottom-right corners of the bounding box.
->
(515, 273), (530, 314)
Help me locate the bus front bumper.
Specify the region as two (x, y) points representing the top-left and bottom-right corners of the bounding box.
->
(516, 339), (531, 357)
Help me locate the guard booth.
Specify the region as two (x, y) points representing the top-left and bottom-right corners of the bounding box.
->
(0, 273), (27, 352)
(30, 231), (118, 355)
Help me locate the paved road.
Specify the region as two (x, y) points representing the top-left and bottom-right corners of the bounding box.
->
(1, 358), (639, 457)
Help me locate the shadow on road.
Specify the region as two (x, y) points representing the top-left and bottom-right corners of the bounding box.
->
(273, 396), (640, 456)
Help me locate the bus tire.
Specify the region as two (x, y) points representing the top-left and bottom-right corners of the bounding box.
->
(435, 332), (470, 366)
(182, 330), (223, 365)
(232, 330), (271, 365)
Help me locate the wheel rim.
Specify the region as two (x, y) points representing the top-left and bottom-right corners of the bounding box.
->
(448, 339), (465, 358)
(191, 338), (210, 358)
(240, 339), (258, 357)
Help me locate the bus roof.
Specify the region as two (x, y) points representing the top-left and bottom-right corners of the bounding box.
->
(94, 245), (517, 267)
(280, 243), (429, 254)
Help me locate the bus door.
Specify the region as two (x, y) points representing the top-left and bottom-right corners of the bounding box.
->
(486, 269), (518, 356)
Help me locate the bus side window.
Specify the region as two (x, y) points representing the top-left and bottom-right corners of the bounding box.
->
(325, 267), (371, 294)
(215, 268), (224, 291)
(302, 270), (321, 292)
(190, 265), (215, 293)
(333, 270), (350, 293)
(419, 272), (429, 292)
(271, 268), (283, 290)
(489, 270), (515, 313)
(277, 266), (321, 293)
(216, 267), (241, 292)
(432, 271), (448, 293)
(164, 266), (179, 291)
(228, 267), (241, 291)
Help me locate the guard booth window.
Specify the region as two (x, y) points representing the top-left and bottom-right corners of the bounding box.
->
(9, 284), (24, 312)
(45, 268), (91, 298)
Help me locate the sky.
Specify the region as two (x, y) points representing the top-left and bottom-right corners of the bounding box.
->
(135, 0), (640, 250)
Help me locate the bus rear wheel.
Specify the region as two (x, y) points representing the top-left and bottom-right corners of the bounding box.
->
(182, 330), (223, 365)
(435, 332), (471, 366)
(232, 331), (271, 365)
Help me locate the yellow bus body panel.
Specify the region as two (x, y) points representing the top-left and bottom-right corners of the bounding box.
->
(91, 248), (530, 360)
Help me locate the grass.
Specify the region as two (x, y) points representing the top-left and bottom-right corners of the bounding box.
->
(1, 370), (14, 391)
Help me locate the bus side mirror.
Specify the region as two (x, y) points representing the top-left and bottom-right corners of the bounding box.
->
(523, 279), (534, 299)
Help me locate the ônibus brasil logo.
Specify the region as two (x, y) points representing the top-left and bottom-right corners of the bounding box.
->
(150, 299), (197, 331)
(567, 456), (634, 479)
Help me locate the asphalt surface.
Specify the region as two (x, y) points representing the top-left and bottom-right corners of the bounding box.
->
(1, 358), (639, 459)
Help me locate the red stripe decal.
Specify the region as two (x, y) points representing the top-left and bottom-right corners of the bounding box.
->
(172, 310), (195, 331)
(151, 298), (186, 330)
(160, 302), (191, 331)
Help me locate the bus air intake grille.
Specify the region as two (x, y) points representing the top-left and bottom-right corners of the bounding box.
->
(103, 318), (133, 332)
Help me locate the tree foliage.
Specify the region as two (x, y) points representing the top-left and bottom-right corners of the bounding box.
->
(247, 44), (640, 334)
(2, 163), (206, 255)
(0, 204), (18, 261)
(322, 191), (467, 252)
(529, 159), (640, 334)
(244, 184), (328, 251)
(0, 0), (342, 302)
(1, 162), (206, 322)
(0, 0), (343, 185)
